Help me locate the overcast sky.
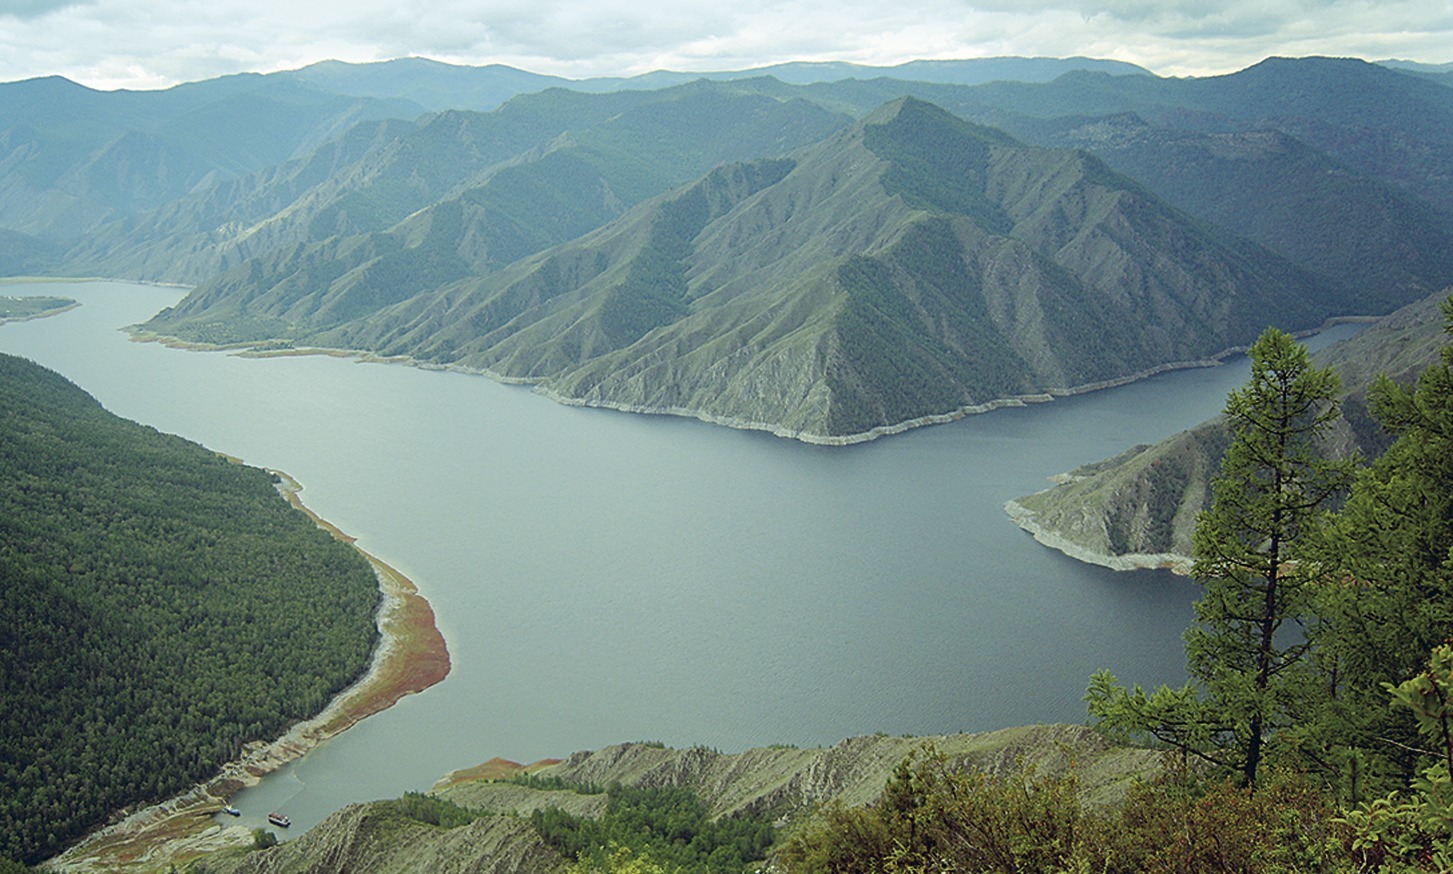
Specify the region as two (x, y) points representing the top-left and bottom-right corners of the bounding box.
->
(2, 0), (1450, 90)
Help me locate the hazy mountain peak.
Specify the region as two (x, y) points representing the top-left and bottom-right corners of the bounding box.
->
(858, 95), (1017, 156)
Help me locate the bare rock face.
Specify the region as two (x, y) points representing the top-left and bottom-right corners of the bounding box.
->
(200, 724), (1164, 874)
(204, 805), (565, 874)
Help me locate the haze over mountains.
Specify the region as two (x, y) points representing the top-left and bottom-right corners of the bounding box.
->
(9, 51), (1453, 871)
(5, 54), (1453, 440)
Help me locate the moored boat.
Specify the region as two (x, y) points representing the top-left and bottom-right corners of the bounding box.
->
(267, 812), (290, 828)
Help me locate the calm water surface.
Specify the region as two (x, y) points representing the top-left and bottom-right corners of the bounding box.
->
(2, 279), (1349, 835)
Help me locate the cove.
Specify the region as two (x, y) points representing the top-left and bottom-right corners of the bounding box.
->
(1, 279), (1351, 837)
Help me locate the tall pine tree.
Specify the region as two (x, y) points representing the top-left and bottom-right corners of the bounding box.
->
(1089, 327), (1351, 785)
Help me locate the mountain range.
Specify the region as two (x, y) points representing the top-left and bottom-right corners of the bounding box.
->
(156, 96), (1339, 441)
(5, 55), (1453, 441)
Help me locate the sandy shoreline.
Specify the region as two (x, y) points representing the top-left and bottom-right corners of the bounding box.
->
(45, 471), (451, 873)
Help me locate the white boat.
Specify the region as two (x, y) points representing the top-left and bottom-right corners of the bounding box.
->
(267, 812), (291, 828)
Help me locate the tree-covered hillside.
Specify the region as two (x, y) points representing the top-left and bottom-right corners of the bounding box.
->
(0, 353), (382, 866)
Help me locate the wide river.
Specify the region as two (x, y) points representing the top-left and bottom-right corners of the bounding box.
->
(1, 279), (1356, 835)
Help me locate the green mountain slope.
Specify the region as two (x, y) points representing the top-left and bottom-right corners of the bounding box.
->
(65, 82), (850, 288)
(0, 353), (382, 865)
(199, 97), (1347, 442)
(0, 229), (60, 276)
(1001, 114), (1453, 309)
(1007, 291), (1453, 569)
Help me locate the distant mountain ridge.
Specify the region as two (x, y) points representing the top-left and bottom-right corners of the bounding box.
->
(0, 74), (423, 244)
(1009, 113), (1453, 311)
(60, 83), (851, 286)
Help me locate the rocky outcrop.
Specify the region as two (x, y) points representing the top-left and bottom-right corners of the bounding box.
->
(195, 725), (1165, 874)
(208, 805), (563, 874)
(1007, 291), (1452, 571)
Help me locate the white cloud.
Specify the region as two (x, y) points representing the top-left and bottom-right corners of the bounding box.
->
(0, 0), (1449, 89)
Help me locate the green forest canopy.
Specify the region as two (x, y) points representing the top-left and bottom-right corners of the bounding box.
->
(0, 352), (382, 865)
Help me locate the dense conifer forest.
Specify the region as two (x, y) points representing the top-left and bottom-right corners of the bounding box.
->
(0, 352), (381, 865)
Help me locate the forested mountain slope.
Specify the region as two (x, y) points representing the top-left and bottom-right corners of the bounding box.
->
(151, 97), (1350, 441)
(0, 353), (382, 866)
(1007, 290), (1453, 568)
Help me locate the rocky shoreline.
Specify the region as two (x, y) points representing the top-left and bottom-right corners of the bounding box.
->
(1004, 497), (1193, 575)
(45, 471), (450, 873)
(127, 331), (1271, 447)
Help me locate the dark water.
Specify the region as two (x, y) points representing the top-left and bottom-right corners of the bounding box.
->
(1, 279), (1352, 835)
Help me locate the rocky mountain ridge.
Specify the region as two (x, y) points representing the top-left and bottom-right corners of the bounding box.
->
(189, 724), (1161, 874)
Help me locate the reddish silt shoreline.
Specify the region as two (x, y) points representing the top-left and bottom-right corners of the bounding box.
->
(47, 470), (451, 873)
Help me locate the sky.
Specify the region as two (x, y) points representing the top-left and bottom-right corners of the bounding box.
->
(1, 0), (1450, 91)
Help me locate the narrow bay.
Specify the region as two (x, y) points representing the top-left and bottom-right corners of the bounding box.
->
(2, 279), (1306, 834)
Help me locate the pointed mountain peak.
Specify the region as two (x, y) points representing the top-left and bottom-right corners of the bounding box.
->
(859, 96), (1017, 148)
(851, 97), (1019, 225)
(861, 95), (939, 124)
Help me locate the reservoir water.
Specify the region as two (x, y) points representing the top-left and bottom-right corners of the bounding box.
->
(2, 279), (1349, 835)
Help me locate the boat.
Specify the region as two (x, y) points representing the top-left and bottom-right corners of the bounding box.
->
(267, 812), (291, 828)
(222, 805), (241, 816)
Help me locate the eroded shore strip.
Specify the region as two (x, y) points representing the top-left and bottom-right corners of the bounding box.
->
(129, 313), (1376, 447)
(0, 300), (81, 325)
(1003, 497), (1193, 575)
(47, 471), (450, 873)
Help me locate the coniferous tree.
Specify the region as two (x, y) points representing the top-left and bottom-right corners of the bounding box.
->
(1308, 297), (1453, 791)
(1089, 327), (1351, 786)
